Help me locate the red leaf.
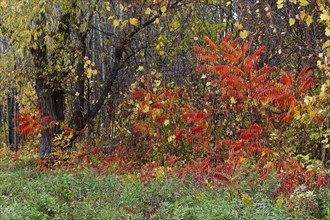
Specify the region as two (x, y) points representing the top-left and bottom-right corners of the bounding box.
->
(251, 147), (274, 154)
(297, 65), (311, 85)
(175, 88), (184, 96)
(175, 130), (184, 140)
(123, 206), (137, 214)
(166, 157), (180, 165)
(40, 116), (52, 123)
(131, 89), (147, 99)
(214, 65), (230, 73)
(132, 122), (149, 134)
(152, 103), (165, 109)
(214, 172), (229, 182)
(191, 125), (204, 135)
(251, 123), (262, 131)
(220, 139), (234, 145)
(90, 149), (101, 155)
(156, 116), (166, 123)
(186, 132), (194, 144)
(298, 78), (314, 94)
(240, 133), (256, 140)
(182, 113), (196, 119)
(233, 144), (243, 151)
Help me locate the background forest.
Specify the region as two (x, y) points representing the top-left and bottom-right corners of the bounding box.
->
(0, 0), (329, 219)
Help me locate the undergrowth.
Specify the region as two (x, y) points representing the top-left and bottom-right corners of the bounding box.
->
(0, 160), (329, 220)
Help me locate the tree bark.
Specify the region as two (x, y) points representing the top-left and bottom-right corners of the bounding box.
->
(6, 92), (14, 146)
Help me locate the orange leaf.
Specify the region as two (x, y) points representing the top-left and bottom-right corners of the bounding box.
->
(222, 52), (239, 64)
(204, 36), (218, 50)
(195, 54), (218, 63)
(196, 64), (214, 73)
(222, 32), (232, 43)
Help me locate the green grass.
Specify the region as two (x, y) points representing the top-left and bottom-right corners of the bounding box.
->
(0, 161), (329, 220)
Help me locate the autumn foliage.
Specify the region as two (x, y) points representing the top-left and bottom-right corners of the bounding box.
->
(14, 105), (55, 136)
(13, 33), (329, 199)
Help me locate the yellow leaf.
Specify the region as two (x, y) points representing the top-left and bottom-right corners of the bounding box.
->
(121, 20), (128, 27)
(154, 80), (161, 87)
(298, 0), (309, 6)
(159, 50), (165, 56)
(230, 97), (237, 104)
(143, 106), (150, 113)
(145, 8), (152, 15)
(320, 12), (329, 22)
(164, 119), (170, 126)
(113, 19), (120, 27)
(161, 6), (167, 13)
(289, 0), (297, 3)
(322, 40), (330, 49)
(305, 15), (313, 26)
(154, 18), (160, 24)
(277, 0), (284, 9)
(234, 22), (243, 30)
(75, 92), (80, 96)
(289, 18), (296, 26)
(87, 68), (92, 78)
(167, 135), (175, 143)
(326, 27), (330, 37)
(137, 66), (144, 71)
(239, 30), (250, 39)
(299, 11), (313, 26)
(129, 18), (138, 26)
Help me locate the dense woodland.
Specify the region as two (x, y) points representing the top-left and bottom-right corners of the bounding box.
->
(0, 0), (329, 218)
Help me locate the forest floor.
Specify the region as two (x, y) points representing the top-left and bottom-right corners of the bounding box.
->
(0, 160), (329, 220)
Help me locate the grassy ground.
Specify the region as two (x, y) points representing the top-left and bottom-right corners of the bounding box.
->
(0, 160), (329, 220)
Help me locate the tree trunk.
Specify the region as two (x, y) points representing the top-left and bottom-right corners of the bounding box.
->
(71, 46), (86, 132)
(0, 104), (3, 132)
(35, 77), (65, 156)
(6, 92), (14, 146)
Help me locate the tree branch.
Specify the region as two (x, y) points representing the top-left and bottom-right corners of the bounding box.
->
(81, 0), (184, 128)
